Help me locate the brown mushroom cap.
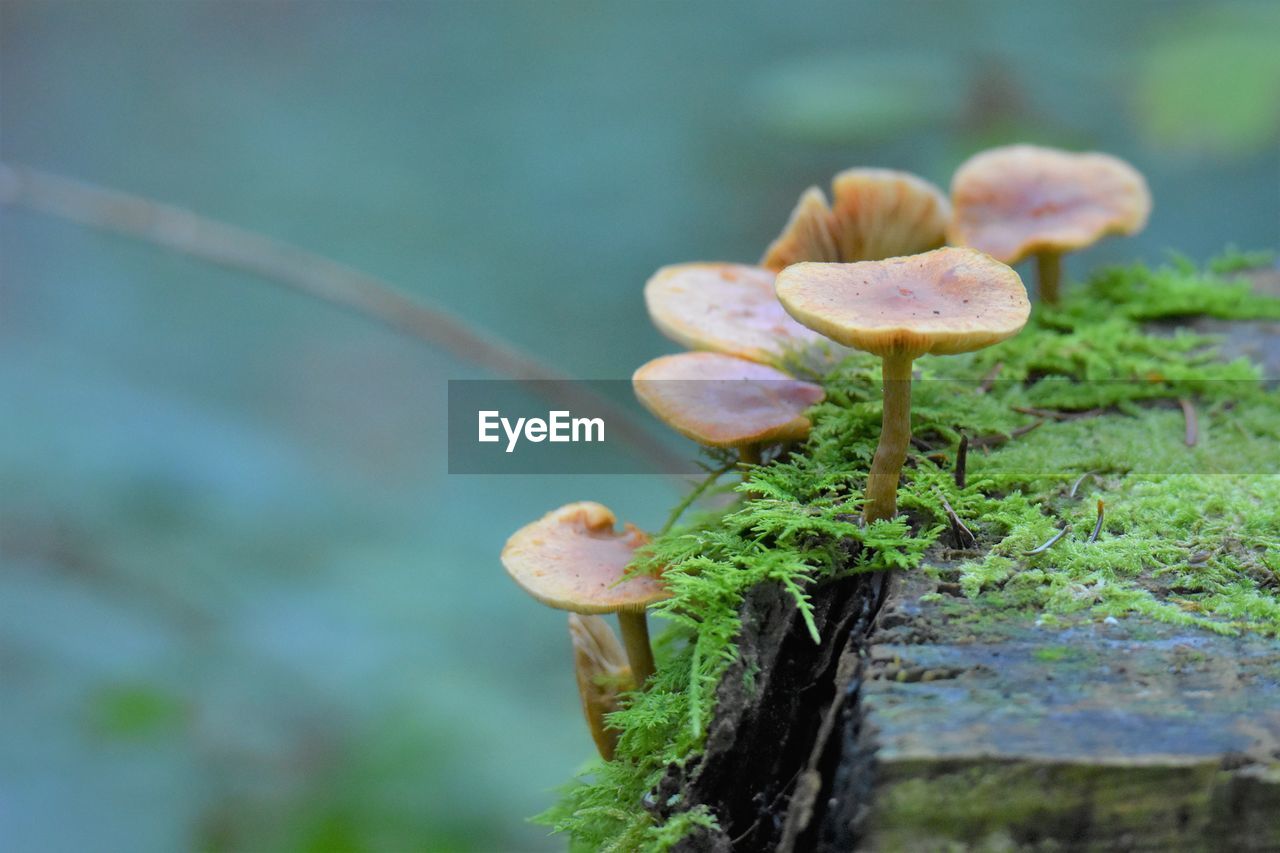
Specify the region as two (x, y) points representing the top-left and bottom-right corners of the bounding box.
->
(632, 352), (825, 447)
(828, 168), (951, 263)
(762, 169), (950, 272)
(501, 502), (667, 614)
(948, 144), (1151, 264)
(644, 263), (824, 364)
(760, 186), (840, 271)
(774, 247), (1030, 358)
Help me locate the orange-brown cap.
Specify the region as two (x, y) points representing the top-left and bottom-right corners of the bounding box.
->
(828, 168), (951, 263)
(569, 614), (634, 761)
(501, 502), (667, 614)
(762, 169), (950, 272)
(948, 144), (1151, 264)
(760, 187), (841, 271)
(775, 247), (1030, 359)
(632, 351), (825, 447)
(644, 263), (824, 364)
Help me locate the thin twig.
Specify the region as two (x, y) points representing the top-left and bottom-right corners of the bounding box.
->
(1012, 405), (1108, 421)
(732, 765), (807, 847)
(0, 162), (683, 473)
(1024, 525), (1071, 555)
(935, 490), (977, 549)
(909, 435), (938, 453)
(1178, 397), (1198, 447)
(954, 433), (968, 490)
(1069, 470), (1098, 499)
(658, 460), (736, 536)
(774, 647), (862, 852)
(970, 419), (1046, 448)
(1088, 499), (1105, 544)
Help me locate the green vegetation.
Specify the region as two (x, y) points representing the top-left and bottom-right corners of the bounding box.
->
(86, 682), (188, 740)
(540, 252), (1280, 850)
(868, 758), (1248, 849)
(1031, 646), (1072, 663)
(1136, 4), (1280, 156)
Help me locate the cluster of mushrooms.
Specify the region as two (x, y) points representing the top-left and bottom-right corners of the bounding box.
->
(501, 145), (1151, 760)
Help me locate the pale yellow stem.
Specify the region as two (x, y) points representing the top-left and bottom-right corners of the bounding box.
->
(616, 610), (655, 686)
(864, 353), (914, 524)
(1037, 250), (1062, 306)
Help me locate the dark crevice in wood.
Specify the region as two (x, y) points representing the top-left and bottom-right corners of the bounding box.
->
(664, 565), (888, 852)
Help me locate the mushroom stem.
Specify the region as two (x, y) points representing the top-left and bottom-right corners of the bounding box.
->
(616, 610), (656, 686)
(1036, 251), (1062, 306)
(864, 352), (914, 524)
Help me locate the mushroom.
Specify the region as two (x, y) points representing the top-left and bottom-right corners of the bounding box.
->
(948, 145), (1151, 306)
(762, 168), (951, 271)
(632, 351), (825, 465)
(759, 186), (840, 270)
(502, 502), (667, 684)
(645, 169), (949, 368)
(775, 247), (1030, 523)
(568, 614), (634, 761)
(644, 263), (824, 365)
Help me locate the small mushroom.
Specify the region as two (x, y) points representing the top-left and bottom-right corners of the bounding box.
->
(762, 168), (951, 272)
(632, 351), (825, 464)
(568, 614), (634, 761)
(948, 145), (1151, 305)
(776, 248), (1029, 523)
(759, 186), (840, 270)
(646, 169), (948, 367)
(644, 263), (824, 365)
(502, 502), (667, 684)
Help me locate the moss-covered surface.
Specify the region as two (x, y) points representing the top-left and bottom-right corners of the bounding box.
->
(865, 757), (1280, 851)
(859, 565), (1280, 849)
(539, 252), (1280, 851)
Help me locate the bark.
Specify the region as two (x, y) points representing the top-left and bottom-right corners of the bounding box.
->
(663, 571), (885, 852)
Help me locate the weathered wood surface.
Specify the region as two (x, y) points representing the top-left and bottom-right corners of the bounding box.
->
(842, 571), (1280, 851)
(670, 568), (1280, 852)
(833, 284), (1280, 850)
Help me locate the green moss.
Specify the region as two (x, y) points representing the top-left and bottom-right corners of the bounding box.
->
(1031, 646), (1072, 663)
(1206, 247), (1276, 275)
(1059, 248), (1279, 320)
(540, 252), (1280, 850)
(869, 758), (1224, 849)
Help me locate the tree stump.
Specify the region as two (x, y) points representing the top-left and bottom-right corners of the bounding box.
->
(664, 276), (1280, 851)
(669, 567), (1280, 851)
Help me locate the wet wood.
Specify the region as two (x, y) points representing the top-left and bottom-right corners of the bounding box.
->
(835, 571), (1280, 850)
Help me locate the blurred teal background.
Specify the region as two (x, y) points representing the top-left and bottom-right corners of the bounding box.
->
(1, 2), (1277, 850)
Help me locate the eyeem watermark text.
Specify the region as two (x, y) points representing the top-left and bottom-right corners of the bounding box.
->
(478, 410), (605, 452)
